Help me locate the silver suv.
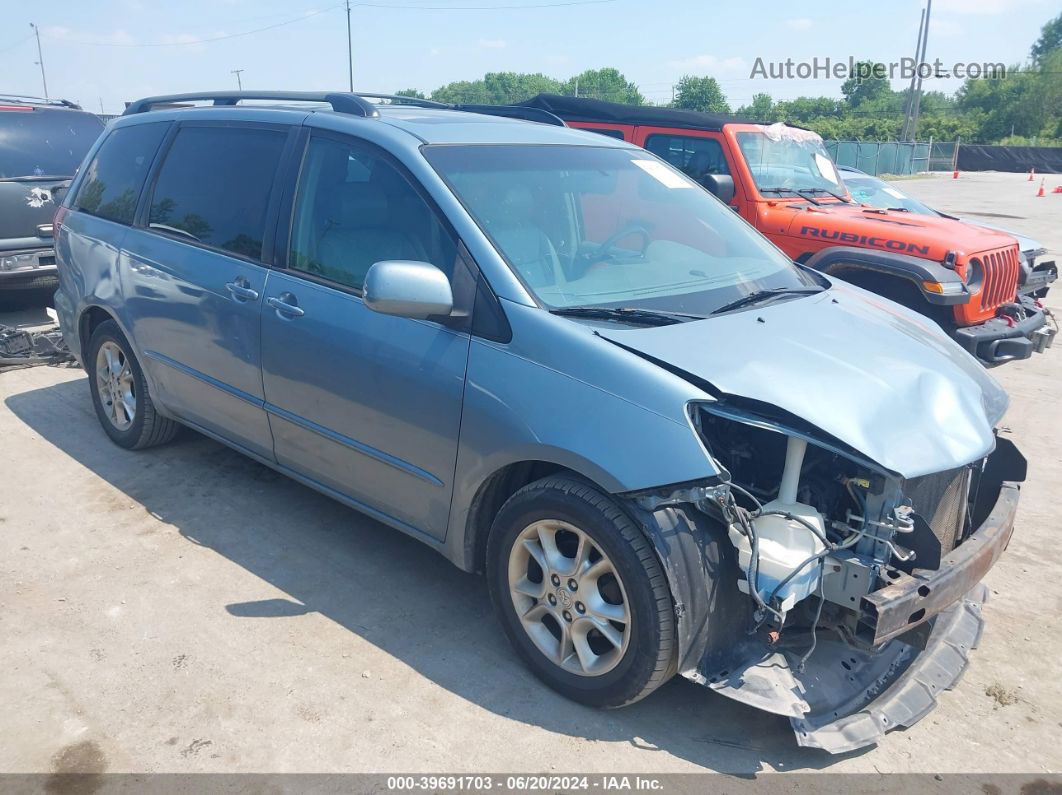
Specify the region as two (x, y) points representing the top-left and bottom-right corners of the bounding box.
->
(0, 96), (103, 293)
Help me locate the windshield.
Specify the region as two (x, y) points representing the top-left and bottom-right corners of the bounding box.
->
(424, 144), (818, 314)
(737, 127), (844, 196)
(842, 174), (937, 216)
(0, 107), (104, 179)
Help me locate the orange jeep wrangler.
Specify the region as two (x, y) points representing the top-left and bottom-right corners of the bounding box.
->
(519, 94), (1056, 366)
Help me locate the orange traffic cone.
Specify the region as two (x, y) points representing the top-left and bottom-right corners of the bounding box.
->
(1054, 185), (1062, 194)
(1036, 178), (1046, 197)
(1029, 168), (1036, 181)
(952, 169), (959, 179)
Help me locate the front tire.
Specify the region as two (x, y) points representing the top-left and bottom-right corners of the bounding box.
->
(87, 319), (179, 450)
(487, 476), (676, 708)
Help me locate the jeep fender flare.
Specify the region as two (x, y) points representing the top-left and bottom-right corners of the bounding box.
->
(803, 246), (970, 306)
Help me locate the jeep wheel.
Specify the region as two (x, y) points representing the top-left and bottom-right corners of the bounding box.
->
(88, 320), (179, 449)
(487, 476), (675, 708)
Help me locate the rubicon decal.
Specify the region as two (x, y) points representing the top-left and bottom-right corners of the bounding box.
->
(800, 226), (931, 256)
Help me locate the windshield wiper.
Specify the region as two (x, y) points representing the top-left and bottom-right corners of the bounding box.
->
(761, 187), (820, 206)
(800, 187), (852, 203)
(0, 175), (71, 182)
(550, 306), (707, 326)
(710, 287), (824, 316)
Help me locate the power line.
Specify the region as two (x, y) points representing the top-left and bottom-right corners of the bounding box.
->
(38, 0), (617, 48)
(39, 5), (343, 47)
(0, 32), (33, 55)
(350, 0), (617, 7)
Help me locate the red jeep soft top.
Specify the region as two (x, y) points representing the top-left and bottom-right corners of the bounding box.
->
(518, 94), (1055, 366)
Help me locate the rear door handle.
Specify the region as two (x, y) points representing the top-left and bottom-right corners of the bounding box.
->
(266, 293), (305, 318)
(225, 279), (259, 302)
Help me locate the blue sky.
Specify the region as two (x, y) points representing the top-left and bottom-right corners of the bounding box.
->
(0, 0), (1054, 114)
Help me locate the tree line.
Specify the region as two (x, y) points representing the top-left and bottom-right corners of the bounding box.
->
(396, 11), (1061, 145)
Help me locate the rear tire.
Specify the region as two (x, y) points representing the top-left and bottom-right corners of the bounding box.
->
(87, 319), (179, 449)
(486, 476), (675, 708)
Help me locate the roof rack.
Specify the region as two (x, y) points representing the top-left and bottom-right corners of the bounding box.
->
(123, 91), (380, 117)
(452, 103), (564, 127)
(120, 90), (565, 127)
(0, 94), (82, 110)
(355, 93), (448, 109)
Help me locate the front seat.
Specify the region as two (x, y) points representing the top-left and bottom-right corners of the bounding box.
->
(317, 183), (427, 287)
(486, 185), (562, 289)
(685, 149), (725, 181)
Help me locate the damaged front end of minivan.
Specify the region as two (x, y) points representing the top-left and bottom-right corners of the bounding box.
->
(623, 399), (1024, 754)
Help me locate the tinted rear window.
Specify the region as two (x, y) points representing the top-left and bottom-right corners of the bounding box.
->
(147, 126), (286, 261)
(0, 107), (104, 179)
(73, 122), (169, 225)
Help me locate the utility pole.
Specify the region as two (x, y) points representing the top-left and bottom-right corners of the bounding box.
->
(900, 8), (925, 141)
(909, 0), (932, 142)
(29, 23), (48, 99)
(231, 69), (245, 90)
(99, 97), (104, 114)
(345, 0), (354, 91)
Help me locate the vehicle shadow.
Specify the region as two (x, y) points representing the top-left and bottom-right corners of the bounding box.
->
(6, 376), (870, 775)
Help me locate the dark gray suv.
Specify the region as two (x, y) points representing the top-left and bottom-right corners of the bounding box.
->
(0, 96), (104, 293)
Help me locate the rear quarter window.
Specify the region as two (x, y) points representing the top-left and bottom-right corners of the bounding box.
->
(146, 126), (287, 261)
(72, 122), (169, 225)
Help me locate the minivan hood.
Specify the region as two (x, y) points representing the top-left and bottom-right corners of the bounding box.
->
(598, 283), (1007, 478)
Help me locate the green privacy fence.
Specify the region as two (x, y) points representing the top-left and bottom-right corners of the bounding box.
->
(823, 139), (960, 176)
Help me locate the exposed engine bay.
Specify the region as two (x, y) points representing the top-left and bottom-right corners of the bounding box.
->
(628, 400), (1026, 753)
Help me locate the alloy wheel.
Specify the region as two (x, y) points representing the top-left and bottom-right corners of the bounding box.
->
(95, 340), (136, 431)
(507, 519), (631, 676)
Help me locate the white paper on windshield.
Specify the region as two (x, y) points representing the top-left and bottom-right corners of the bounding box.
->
(882, 186), (906, 199)
(814, 153), (840, 185)
(632, 159), (694, 189)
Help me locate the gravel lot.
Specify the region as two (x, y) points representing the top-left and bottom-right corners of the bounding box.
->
(1, 171), (1059, 777)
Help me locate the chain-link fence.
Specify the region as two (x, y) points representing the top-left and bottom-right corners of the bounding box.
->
(823, 139), (960, 176)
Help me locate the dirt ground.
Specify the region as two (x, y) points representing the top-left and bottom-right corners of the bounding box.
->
(1, 171), (1059, 776)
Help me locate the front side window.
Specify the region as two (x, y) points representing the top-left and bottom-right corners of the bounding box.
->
(644, 134), (730, 182)
(288, 135), (456, 291)
(72, 122), (168, 225)
(148, 126), (287, 260)
(425, 144), (816, 313)
(737, 127), (844, 196)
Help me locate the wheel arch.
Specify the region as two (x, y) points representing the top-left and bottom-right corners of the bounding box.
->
(804, 245), (969, 312)
(79, 304), (119, 359)
(459, 460), (594, 575)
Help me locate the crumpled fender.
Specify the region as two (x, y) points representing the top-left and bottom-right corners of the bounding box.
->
(622, 498), (751, 682)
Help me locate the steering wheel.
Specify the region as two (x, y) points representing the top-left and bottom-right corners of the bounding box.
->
(590, 225), (652, 263)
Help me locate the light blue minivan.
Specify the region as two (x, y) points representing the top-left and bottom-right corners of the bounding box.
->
(54, 91), (1025, 753)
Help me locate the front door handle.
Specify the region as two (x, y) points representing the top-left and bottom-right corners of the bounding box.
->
(225, 279), (259, 302)
(266, 293), (305, 318)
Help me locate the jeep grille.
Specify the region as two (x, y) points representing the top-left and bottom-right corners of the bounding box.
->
(976, 246), (1020, 311)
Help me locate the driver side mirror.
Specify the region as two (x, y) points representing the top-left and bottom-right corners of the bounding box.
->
(363, 260), (453, 319)
(701, 174), (736, 205)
